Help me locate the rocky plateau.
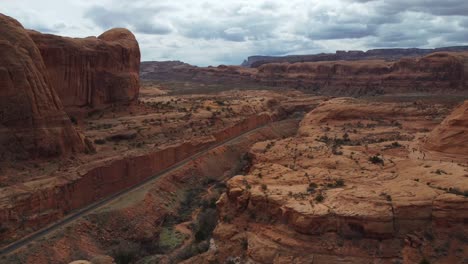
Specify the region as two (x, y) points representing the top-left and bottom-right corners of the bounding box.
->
(0, 11), (467, 264)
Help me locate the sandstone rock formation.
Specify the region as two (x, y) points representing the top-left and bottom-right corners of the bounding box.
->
(141, 52), (468, 96)
(196, 98), (467, 264)
(0, 14), (86, 159)
(29, 28), (140, 109)
(424, 100), (468, 156)
(257, 52), (468, 96)
(241, 46), (468, 67)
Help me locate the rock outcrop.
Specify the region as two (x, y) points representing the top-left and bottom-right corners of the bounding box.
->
(0, 14), (86, 159)
(141, 52), (468, 96)
(424, 100), (468, 156)
(198, 98), (467, 264)
(241, 46), (468, 67)
(257, 52), (468, 96)
(29, 28), (140, 109)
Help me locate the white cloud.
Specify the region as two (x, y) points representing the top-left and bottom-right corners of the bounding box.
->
(0, 0), (467, 66)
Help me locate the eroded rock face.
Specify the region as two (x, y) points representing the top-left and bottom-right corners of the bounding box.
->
(29, 28), (140, 109)
(241, 46), (468, 67)
(0, 14), (86, 159)
(257, 52), (468, 96)
(424, 101), (468, 156)
(141, 52), (468, 96)
(201, 98), (467, 264)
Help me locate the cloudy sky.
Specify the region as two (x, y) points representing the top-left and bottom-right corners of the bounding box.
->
(2, 0), (468, 66)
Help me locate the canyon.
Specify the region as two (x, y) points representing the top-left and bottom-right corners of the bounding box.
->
(0, 11), (467, 264)
(188, 98), (468, 264)
(141, 51), (468, 97)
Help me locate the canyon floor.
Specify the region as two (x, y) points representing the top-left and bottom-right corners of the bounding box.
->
(0, 83), (321, 263)
(1, 82), (467, 264)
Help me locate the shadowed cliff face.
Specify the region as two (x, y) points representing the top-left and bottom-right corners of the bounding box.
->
(0, 14), (86, 159)
(29, 28), (140, 109)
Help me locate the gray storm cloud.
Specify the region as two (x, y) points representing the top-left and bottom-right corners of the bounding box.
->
(1, 0), (467, 65)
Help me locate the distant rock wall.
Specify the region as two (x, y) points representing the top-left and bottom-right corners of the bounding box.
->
(29, 28), (140, 109)
(0, 14), (87, 159)
(241, 46), (468, 67)
(257, 52), (468, 96)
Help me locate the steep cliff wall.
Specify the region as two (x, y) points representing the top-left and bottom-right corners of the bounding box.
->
(0, 113), (275, 244)
(1, 118), (301, 263)
(424, 101), (468, 156)
(241, 46), (468, 67)
(29, 28), (140, 109)
(0, 14), (86, 160)
(141, 52), (468, 96)
(257, 52), (468, 96)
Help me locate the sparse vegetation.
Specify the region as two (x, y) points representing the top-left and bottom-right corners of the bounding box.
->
(94, 138), (106, 145)
(307, 182), (318, 193)
(433, 169), (447, 175)
(380, 192), (392, 201)
(369, 155), (384, 165)
(157, 227), (187, 252)
(419, 258), (430, 264)
(326, 179), (345, 188)
(110, 240), (141, 264)
(448, 187), (468, 197)
(315, 193), (324, 202)
(69, 116), (78, 125)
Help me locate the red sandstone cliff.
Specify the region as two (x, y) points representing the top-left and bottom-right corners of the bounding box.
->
(0, 113), (275, 245)
(141, 52), (468, 96)
(257, 52), (468, 96)
(424, 100), (468, 156)
(29, 28), (140, 109)
(0, 14), (87, 159)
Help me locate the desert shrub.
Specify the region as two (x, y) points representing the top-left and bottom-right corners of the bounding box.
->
(94, 139), (106, 145)
(261, 184), (268, 191)
(110, 240), (141, 264)
(369, 155), (384, 165)
(380, 192), (392, 201)
(434, 169), (447, 175)
(326, 179), (345, 188)
(241, 238), (248, 250)
(448, 187), (468, 197)
(419, 258), (430, 264)
(315, 194), (324, 202)
(307, 182), (318, 193)
(194, 208), (217, 242)
(69, 116), (78, 125)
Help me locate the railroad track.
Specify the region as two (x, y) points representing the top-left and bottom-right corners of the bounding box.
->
(0, 118), (296, 256)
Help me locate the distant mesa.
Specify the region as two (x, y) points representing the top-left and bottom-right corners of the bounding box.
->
(241, 46), (468, 67)
(141, 51), (468, 97)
